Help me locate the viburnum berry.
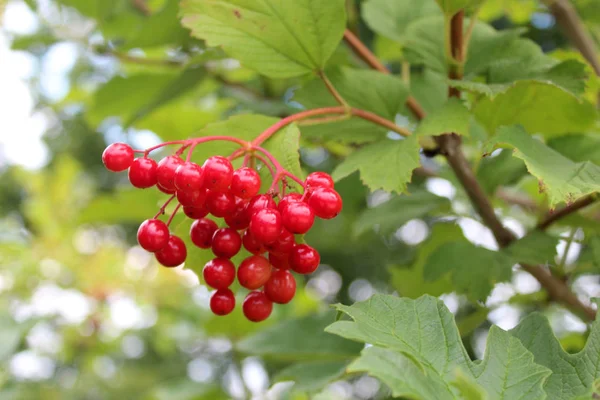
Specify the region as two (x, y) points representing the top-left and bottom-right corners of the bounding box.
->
(211, 228), (242, 258)
(137, 219), (169, 252)
(158, 182), (176, 195)
(102, 143), (134, 172)
(210, 288), (235, 316)
(250, 208), (282, 244)
(183, 204), (209, 219)
(203, 258), (236, 289)
(224, 198), (251, 230)
(128, 158), (158, 188)
(308, 187), (343, 219)
(278, 193), (303, 214)
(203, 156), (233, 191)
(190, 218), (218, 249)
(281, 202), (314, 234)
(206, 190), (235, 218)
(246, 194), (277, 218)
(243, 291), (272, 322)
(242, 229), (266, 255)
(155, 235), (187, 267)
(289, 244), (320, 274)
(177, 188), (208, 208)
(174, 162), (204, 192)
(305, 171), (334, 190)
(265, 270), (296, 304)
(156, 155), (183, 192)
(237, 255), (272, 290)
(269, 252), (290, 270)
(231, 167), (261, 199)
(265, 229), (295, 255)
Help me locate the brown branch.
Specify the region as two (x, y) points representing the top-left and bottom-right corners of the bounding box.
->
(438, 10), (596, 320)
(131, 0), (151, 16)
(343, 29), (426, 120)
(537, 195), (598, 230)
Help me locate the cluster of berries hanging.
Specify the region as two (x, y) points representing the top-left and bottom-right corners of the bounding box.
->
(102, 139), (342, 322)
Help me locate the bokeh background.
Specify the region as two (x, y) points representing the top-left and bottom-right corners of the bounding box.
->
(0, 0), (599, 399)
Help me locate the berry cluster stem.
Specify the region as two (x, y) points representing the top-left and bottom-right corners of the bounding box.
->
(154, 194), (176, 219)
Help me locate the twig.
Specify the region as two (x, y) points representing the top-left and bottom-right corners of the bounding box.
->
(318, 70), (350, 108)
(131, 0), (151, 16)
(537, 195), (598, 230)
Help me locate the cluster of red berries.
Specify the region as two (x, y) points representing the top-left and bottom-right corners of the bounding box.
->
(102, 142), (342, 322)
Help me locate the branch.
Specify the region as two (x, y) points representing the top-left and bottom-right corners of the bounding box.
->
(537, 195), (598, 230)
(131, 0), (151, 16)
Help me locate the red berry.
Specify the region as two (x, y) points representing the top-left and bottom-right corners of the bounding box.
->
(250, 208), (282, 244)
(243, 291), (272, 322)
(231, 167), (261, 199)
(265, 270), (296, 304)
(289, 244), (320, 274)
(281, 202), (315, 234)
(102, 143), (134, 172)
(202, 156), (233, 191)
(158, 182), (176, 195)
(246, 194), (277, 218)
(211, 228), (242, 258)
(278, 193), (303, 214)
(177, 188), (208, 207)
(137, 219), (169, 252)
(210, 288), (235, 316)
(305, 172), (334, 190)
(308, 188), (343, 219)
(155, 235), (187, 267)
(265, 229), (295, 255)
(269, 252), (290, 270)
(237, 255), (272, 290)
(203, 258), (236, 289)
(183, 204), (209, 219)
(242, 229), (267, 255)
(128, 158), (158, 188)
(157, 156), (184, 192)
(174, 162), (204, 192)
(225, 198), (251, 230)
(190, 218), (218, 249)
(206, 190), (235, 218)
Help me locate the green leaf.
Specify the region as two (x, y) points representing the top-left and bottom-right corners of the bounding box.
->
(326, 295), (551, 400)
(476, 150), (527, 195)
(180, 0), (346, 78)
(262, 123), (304, 191)
(424, 241), (513, 300)
(274, 361), (348, 392)
(294, 67), (409, 143)
(473, 81), (597, 137)
(490, 126), (600, 206)
(362, 0), (441, 43)
(332, 136), (420, 194)
(435, 0), (484, 15)
(415, 98), (470, 137)
(237, 312), (362, 361)
(503, 231), (558, 265)
(510, 308), (600, 399)
(451, 369), (488, 400)
(79, 188), (164, 224)
(353, 191), (450, 237)
(548, 134), (600, 166)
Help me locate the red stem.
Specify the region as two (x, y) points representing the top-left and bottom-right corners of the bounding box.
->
(154, 195), (176, 219)
(253, 153), (276, 178)
(166, 204), (181, 227)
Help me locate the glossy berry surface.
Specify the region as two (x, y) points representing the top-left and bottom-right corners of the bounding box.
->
(137, 219), (169, 252)
(269, 252), (290, 270)
(203, 258), (236, 289)
(206, 190), (235, 217)
(174, 162), (204, 192)
(177, 188), (207, 207)
(203, 156), (233, 191)
(265, 270), (296, 304)
(211, 228), (242, 258)
(289, 244), (320, 274)
(308, 187), (343, 219)
(281, 202), (315, 234)
(190, 218), (218, 249)
(231, 167), (261, 199)
(277, 193), (303, 214)
(156, 156), (183, 192)
(128, 158), (158, 188)
(210, 289), (235, 316)
(305, 171), (334, 190)
(265, 229), (295, 255)
(243, 291), (273, 322)
(247, 194), (277, 218)
(250, 208), (282, 244)
(155, 235), (187, 267)
(237, 255), (272, 290)
(157, 182), (176, 195)
(102, 143), (134, 172)
(183, 204), (209, 219)
(224, 198), (250, 230)
(242, 229), (266, 255)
